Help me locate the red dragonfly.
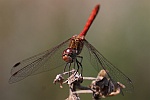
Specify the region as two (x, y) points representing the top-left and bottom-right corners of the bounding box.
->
(9, 4), (133, 93)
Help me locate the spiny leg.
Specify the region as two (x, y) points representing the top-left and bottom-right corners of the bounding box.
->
(64, 63), (68, 72)
(68, 63), (71, 76)
(77, 56), (83, 63)
(73, 59), (76, 69)
(64, 63), (71, 72)
(76, 56), (83, 75)
(76, 59), (83, 76)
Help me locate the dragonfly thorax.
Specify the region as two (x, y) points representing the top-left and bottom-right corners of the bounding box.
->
(62, 35), (84, 63)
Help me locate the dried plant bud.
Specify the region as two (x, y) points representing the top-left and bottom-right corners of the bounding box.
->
(53, 74), (64, 88)
(91, 69), (126, 99)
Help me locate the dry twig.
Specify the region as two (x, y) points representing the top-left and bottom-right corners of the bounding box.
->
(53, 69), (125, 100)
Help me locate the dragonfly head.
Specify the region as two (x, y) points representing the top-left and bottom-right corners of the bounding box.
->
(62, 48), (76, 63)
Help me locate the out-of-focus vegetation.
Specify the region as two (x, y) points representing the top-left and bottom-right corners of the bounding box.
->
(0, 0), (150, 100)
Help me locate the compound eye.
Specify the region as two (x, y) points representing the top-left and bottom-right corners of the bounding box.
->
(63, 48), (73, 56)
(62, 54), (72, 63)
(66, 48), (73, 54)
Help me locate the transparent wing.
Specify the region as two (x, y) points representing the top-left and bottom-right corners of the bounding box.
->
(9, 38), (70, 83)
(83, 39), (134, 93)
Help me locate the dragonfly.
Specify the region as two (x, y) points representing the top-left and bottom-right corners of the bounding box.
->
(9, 4), (133, 93)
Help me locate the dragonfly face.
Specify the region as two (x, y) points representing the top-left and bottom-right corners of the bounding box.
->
(62, 35), (84, 63)
(62, 48), (76, 63)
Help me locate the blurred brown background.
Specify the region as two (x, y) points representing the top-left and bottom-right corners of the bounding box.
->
(1, 0), (150, 100)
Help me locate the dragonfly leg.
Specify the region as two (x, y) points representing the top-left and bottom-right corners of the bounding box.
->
(76, 59), (83, 76)
(64, 62), (69, 72)
(68, 63), (71, 76)
(77, 56), (83, 63)
(73, 59), (76, 69)
(64, 63), (72, 76)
